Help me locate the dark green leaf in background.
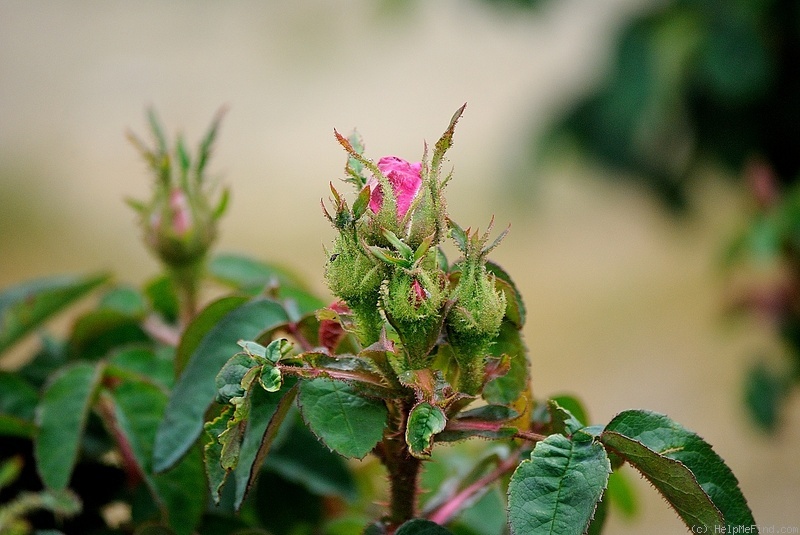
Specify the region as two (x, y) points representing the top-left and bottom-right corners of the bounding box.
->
(209, 253), (308, 293)
(35, 362), (105, 490)
(744, 361), (788, 433)
(263, 413), (357, 500)
(110, 379), (205, 535)
(0, 371), (38, 422)
(0, 273), (109, 354)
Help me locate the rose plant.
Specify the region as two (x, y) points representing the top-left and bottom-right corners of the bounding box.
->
(0, 106), (756, 535)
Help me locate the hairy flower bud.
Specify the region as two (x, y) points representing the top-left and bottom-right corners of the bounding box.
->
(324, 233), (386, 344)
(446, 223), (508, 394)
(381, 262), (446, 368)
(143, 188), (217, 268)
(128, 108), (227, 272)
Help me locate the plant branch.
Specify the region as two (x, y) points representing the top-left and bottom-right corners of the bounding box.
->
(284, 322), (314, 352)
(427, 449), (522, 526)
(95, 393), (143, 488)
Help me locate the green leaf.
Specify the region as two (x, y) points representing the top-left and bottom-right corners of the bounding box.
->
(67, 308), (149, 361)
(204, 408), (231, 501)
(110, 379), (205, 535)
(0, 456), (23, 489)
(482, 321), (529, 405)
(34, 362), (104, 489)
(394, 518), (453, 535)
(153, 299), (289, 473)
(406, 402), (447, 458)
(601, 410), (755, 531)
(549, 394), (589, 427)
(606, 468), (638, 519)
(152, 446), (206, 535)
(108, 346), (174, 389)
(99, 285), (146, 317)
(263, 413), (357, 500)
(231, 383), (298, 509)
(744, 361), (787, 433)
(19, 335), (68, 389)
(0, 414), (36, 438)
(209, 253), (308, 292)
(145, 275), (180, 323)
(298, 378), (387, 459)
(508, 433), (610, 535)
(547, 399), (583, 436)
(0, 273), (109, 353)
(0, 372), (38, 422)
(259, 366), (283, 392)
(215, 352), (263, 404)
(175, 295), (249, 376)
(396, 519), (455, 535)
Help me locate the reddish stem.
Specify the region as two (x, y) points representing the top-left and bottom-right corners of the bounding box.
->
(427, 450), (522, 526)
(96, 393), (144, 488)
(285, 322), (314, 352)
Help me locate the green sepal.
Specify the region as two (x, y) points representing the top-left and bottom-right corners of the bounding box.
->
(352, 185), (371, 220)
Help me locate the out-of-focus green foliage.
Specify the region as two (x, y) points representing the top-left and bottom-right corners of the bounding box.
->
(529, 0), (800, 211)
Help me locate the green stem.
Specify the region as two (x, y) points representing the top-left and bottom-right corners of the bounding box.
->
(455, 354), (485, 396)
(170, 260), (203, 326)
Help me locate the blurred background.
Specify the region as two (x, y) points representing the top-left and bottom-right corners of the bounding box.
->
(1, 0), (798, 532)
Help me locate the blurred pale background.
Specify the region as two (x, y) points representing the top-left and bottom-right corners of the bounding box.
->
(1, 1), (798, 532)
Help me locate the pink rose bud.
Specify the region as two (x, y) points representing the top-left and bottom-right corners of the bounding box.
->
(367, 156), (422, 218)
(169, 188), (193, 236)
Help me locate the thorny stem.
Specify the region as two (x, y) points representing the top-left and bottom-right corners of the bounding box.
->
(375, 397), (422, 532)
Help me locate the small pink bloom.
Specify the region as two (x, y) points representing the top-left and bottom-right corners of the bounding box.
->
(366, 156), (422, 219)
